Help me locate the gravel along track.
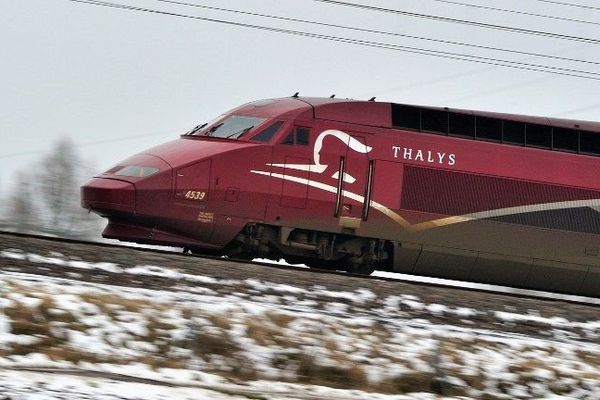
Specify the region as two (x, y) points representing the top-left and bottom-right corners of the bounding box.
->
(0, 232), (598, 343)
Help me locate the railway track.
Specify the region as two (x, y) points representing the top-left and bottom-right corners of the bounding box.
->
(0, 230), (598, 308)
(0, 229), (599, 344)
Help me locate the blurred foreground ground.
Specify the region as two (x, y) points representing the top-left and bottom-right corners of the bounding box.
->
(0, 233), (599, 399)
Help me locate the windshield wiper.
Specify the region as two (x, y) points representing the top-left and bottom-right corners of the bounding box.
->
(224, 126), (254, 139)
(184, 122), (207, 136)
(209, 123), (224, 134)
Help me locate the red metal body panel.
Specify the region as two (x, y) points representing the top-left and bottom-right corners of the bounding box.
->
(81, 97), (600, 296)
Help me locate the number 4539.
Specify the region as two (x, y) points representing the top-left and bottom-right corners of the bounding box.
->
(185, 190), (206, 200)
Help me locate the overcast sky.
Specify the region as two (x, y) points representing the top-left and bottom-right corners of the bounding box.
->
(1, 0), (600, 195)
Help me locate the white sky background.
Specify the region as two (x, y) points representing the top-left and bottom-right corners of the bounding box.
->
(1, 0), (600, 196)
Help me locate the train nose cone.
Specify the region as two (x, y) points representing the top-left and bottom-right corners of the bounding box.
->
(81, 178), (135, 216)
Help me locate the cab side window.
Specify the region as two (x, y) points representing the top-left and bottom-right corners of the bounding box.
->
(252, 121), (284, 142)
(282, 132), (295, 145)
(282, 127), (311, 146)
(296, 128), (310, 145)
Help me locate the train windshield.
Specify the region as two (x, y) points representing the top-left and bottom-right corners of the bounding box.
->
(188, 115), (266, 139)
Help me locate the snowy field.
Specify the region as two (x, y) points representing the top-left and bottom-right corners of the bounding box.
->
(1, 244), (600, 399)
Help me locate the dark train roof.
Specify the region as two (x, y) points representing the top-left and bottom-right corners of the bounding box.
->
(236, 97), (599, 156)
(292, 97), (600, 132)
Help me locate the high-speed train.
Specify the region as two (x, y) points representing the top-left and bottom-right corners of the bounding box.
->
(82, 96), (600, 296)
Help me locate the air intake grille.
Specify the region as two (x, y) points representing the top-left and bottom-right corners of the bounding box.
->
(401, 166), (600, 216)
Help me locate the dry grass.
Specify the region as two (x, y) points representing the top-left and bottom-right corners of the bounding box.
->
(206, 314), (231, 331)
(4, 299), (64, 341)
(478, 393), (511, 400)
(44, 346), (109, 364)
(576, 350), (600, 366)
(1, 280), (598, 396)
(78, 293), (118, 316)
(137, 355), (187, 370)
(191, 331), (240, 359)
(379, 372), (438, 394)
(181, 308), (193, 320)
(265, 311), (294, 328)
(143, 317), (177, 356)
(78, 293), (166, 316)
(245, 318), (295, 348)
(245, 320), (276, 347)
(296, 355), (369, 390)
(457, 372), (486, 391)
(324, 338), (338, 352)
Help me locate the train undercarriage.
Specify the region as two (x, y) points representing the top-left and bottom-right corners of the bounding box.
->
(224, 223), (393, 275)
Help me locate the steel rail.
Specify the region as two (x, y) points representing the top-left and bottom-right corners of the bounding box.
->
(0, 230), (598, 307)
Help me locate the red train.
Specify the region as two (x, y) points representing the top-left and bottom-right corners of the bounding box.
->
(81, 96), (600, 297)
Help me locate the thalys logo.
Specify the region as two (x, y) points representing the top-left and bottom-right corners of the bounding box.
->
(268, 130), (371, 184)
(392, 146), (456, 166)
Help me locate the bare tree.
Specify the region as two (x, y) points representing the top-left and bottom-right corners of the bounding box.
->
(37, 138), (80, 234)
(8, 170), (38, 233)
(39, 137), (103, 237)
(8, 137), (103, 238)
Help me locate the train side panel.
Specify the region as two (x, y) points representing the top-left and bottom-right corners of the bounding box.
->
(272, 114), (600, 295)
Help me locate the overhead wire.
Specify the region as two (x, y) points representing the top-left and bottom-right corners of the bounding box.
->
(0, 129), (184, 159)
(529, 0), (600, 12)
(429, 0), (600, 26)
(150, 0), (600, 67)
(310, 0), (600, 44)
(62, 0), (600, 81)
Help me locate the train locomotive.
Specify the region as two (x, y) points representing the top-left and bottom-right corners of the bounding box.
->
(81, 96), (600, 297)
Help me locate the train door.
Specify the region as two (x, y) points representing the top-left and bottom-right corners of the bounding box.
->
(335, 134), (372, 229)
(173, 159), (215, 242)
(275, 126), (312, 209)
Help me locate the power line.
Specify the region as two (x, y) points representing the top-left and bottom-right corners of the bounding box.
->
(0, 129), (183, 159)
(530, 0), (600, 11)
(363, 43), (583, 99)
(430, 0), (600, 26)
(62, 0), (600, 81)
(310, 0), (600, 44)
(151, 0), (600, 67)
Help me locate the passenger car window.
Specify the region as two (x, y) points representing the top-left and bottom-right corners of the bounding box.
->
(580, 131), (600, 155)
(553, 128), (578, 152)
(476, 116), (502, 141)
(449, 112), (475, 138)
(526, 124), (552, 148)
(503, 120), (525, 145)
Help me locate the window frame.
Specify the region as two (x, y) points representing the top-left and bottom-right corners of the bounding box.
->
(280, 126), (312, 146)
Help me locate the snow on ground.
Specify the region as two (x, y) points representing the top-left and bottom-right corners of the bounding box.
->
(0, 369), (247, 400)
(373, 270), (600, 306)
(255, 254), (600, 306)
(0, 369), (469, 400)
(1, 248), (600, 399)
